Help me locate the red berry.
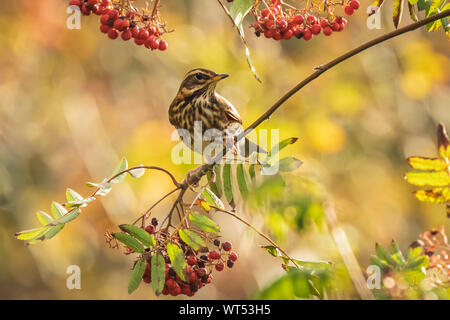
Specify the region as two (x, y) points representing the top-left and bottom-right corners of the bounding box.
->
(282, 30), (293, 40)
(229, 251), (238, 262)
(323, 26), (333, 36)
(277, 19), (288, 30)
(341, 17), (348, 25)
(187, 256), (197, 266)
(303, 30), (313, 40)
(320, 19), (329, 28)
(100, 14), (110, 25)
(145, 225), (155, 234)
(292, 14), (304, 25)
(121, 29), (132, 41)
(273, 30), (282, 40)
(165, 279), (177, 289)
(69, 0), (81, 6)
(158, 40), (168, 51)
(121, 19), (130, 30)
(222, 241), (232, 251)
(108, 28), (118, 39)
(189, 272), (197, 283)
(215, 263), (225, 271)
(108, 9), (119, 20)
(261, 8), (270, 17)
(113, 18), (122, 30)
(169, 283), (181, 296)
(306, 15), (317, 25)
(131, 26), (140, 38)
(350, 0), (360, 10)
(310, 24), (321, 35)
(344, 5), (354, 16)
(100, 24), (109, 33)
(134, 38), (144, 45)
(208, 250), (221, 260)
(139, 29), (149, 40)
(331, 22), (340, 31)
(88, 0), (97, 5)
(265, 20), (275, 29)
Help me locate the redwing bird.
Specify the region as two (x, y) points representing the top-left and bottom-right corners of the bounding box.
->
(168, 68), (266, 159)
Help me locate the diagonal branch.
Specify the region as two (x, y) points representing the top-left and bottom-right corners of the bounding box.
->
(182, 9), (450, 188)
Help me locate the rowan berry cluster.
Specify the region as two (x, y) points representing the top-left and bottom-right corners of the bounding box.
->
(124, 217), (238, 297)
(252, 0), (360, 41)
(68, 0), (169, 51)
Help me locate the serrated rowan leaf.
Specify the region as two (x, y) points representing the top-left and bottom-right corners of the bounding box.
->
(207, 165), (223, 199)
(223, 163), (235, 205)
(128, 166), (145, 178)
(36, 211), (53, 226)
(407, 156), (447, 171)
(167, 243), (187, 281)
(66, 188), (83, 202)
(48, 208), (81, 226)
(113, 232), (145, 253)
(375, 243), (399, 267)
(119, 224), (155, 248)
(277, 157), (303, 172)
(413, 187), (450, 203)
(268, 137), (299, 160)
(128, 259), (146, 294)
(405, 171), (450, 187)
(25, 225), (65, 245)
(203, 187), (224, 210)
(51, 202), (67, 219)
(151, 253), (165, 296)
(110, 158), (128, 184)
(393, 0), (405, 28)
(236, 164), (249, 199)
(178, 229), (206, 250)
(189, 213), (220, 234)
(391, 240), (406, 264)
(262, 245), (281, 257)
(15, 227), (48, 241)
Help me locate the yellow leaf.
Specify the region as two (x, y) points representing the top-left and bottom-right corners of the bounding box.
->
(414, 188), (450, 203)
(405, 171), (450, 187)
(406, 157), (447, 171)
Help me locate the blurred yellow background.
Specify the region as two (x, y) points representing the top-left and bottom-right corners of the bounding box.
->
(0, 0), (449, 299)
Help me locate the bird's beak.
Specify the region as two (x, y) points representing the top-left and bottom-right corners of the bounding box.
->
(212, 73), (229, 81)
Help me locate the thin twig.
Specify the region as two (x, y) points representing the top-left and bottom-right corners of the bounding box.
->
(131, 186), (181, 225)
(211, 205), (300, 269)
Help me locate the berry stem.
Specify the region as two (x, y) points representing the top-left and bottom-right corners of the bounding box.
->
(209, 205), (301, 269)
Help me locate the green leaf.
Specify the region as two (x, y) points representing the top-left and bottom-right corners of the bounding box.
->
(25, 225), (65, 245)
(236, 164), (249, 199)
(203, 187), (224, 210)
(370, 255), (390, 270)
(128, 166), (146, 178)
(110, 158), (128, 184)
(393, 0), (405, 28)
(66, 188), (83, 202)
(48, 208), (81, 226)
(51, 202), (67, 219)
(119, 224), (155, 248)
(407, 246), (423, 261)
(113, 232), (145, 253)
(223, 163), (235, 205)
(15, 227), (48, 241)
(267, 137), (298, 160)
(65, 196), (95, 208)
(128, 259), (146, 294)
(167, 243), (187, 281)
(414, 187), (450, 203)
(86, 180), (112, 196)
(391, 240), (406, 264)
(406, 156), (447, 171)
(277, 157), (303, 172)
(189, 213), (220, 234)
(405, 171), (450, 187)
(262, 245), (280, 257)
(375, 243), (399, 267)
(178, 229), (206, 250)
(36, 211), (53, 225)
(249, 164), (256, 181)
(151, 253), (165, 296)
(228, 0), (260, 82)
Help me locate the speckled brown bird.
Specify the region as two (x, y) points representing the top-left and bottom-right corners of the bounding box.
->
(169, 68), (266, 157)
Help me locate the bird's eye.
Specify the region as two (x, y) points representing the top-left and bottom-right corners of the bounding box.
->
(195, 73), (208, 80)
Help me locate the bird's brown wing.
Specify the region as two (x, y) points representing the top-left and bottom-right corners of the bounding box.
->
(215, 93), (243, 125)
